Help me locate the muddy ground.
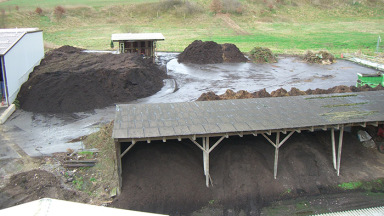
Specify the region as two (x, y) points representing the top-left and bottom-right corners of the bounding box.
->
(112, 129), (384, 215)
(17, 46), (166, 113)
(0, 156), (91, 209)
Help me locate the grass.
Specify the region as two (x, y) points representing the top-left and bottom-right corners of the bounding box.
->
(1, 0), (383, 55)
(322, 102), (368, 108)
(306, 94), (358, 100)
(338, 179), (384, 191)
(321, 110), (378, 121)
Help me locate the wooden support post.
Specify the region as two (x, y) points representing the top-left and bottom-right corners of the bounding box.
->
(120, 142), (138, 159)
(203, 137), (206, 175)
(115, 141), (122, 195)
(331, 128), (337, 170)
(205, 137), (210, 187)
(202, 137), (211, 187)
(191, 136), (227, 187)
(337, 126), (344, 176)
(274, 132), (280, 179)
(262, 131), (294, 179)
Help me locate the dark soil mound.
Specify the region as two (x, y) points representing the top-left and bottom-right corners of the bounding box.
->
(270, 88), (289, 97)
(222, 43), (248, 63)
(252, 88), (271, 98)
(197, 91), (221, 101)
(249, 47), (277, 63)
(17, 46), (166, 113)
(197, 85), (384, 101)
(0, 169), (87, 209)
(178, 40), (247, 64)
(304, 51), (335, 64)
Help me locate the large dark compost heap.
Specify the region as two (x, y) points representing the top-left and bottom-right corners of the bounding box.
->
(178, 40), (247, 64)
(17, 46), (166, 113)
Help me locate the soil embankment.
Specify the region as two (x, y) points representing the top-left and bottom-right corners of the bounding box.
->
(178, 40), (247, 64)
(197, 85), (384, 101)
(17, 46), (166, 113)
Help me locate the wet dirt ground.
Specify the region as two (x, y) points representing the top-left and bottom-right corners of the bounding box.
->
(0, 53), (379, 157)
(1, 53), (383, 215)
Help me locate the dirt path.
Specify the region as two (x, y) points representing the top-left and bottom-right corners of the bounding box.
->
(216, 13), (250, 35)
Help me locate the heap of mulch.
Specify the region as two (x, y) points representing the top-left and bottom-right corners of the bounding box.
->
(304, 51), (335, 64)
(17, 46), (166, 113)
(249, 47), (277, 63)
(0, 170), (88, 209)
(178, 40), (247, 64)
(197, 85), (384, 101)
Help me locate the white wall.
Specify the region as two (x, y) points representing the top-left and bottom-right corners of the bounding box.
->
(4, 31), (44, 105)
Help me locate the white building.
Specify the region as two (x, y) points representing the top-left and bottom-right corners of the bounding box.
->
(0, 28), (44, 107)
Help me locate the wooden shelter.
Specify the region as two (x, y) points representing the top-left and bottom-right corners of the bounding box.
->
(111, 33), (165, 58)
(112, 91), (384, 193)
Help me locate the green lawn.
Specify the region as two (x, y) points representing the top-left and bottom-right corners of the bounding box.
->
(1, 0), (383, 55)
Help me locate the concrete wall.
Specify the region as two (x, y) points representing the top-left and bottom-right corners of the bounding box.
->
(3, 31), (44, 105)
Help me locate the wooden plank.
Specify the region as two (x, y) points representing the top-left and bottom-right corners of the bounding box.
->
(63, 164), (95, 168)
(63, 160), (97, 163)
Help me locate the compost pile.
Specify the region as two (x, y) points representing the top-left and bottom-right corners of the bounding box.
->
(178, 40), (247, 64)
(197, 85), (384, 101)
(17, 46), (166, 113)
(304, 51), (335, 64)
(0, 169), (88, 209)
(249, 47), (277, 63)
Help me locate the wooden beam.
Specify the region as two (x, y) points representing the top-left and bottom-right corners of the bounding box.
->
(278, 131), (295, 148)
(189, 138), (208, 153)
(115, 141), (122, 195)
(205, 137), (210, 187)
(331, 128), (336, 170)
(208, 135), (226, 153)
(262, 133), (277, 148)
(337, 126), (344, 176)
(274, 132), (280, 179)
(120, 141), (138, 159)
(371, 121), (379, 127)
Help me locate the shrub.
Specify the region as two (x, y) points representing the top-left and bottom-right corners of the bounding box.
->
(35, 7), (43, 15)
(249, 47), (277, 63)
(54, 6), (66, 19)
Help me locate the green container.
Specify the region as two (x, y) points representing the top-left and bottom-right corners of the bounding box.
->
(356, 73), (384, 88)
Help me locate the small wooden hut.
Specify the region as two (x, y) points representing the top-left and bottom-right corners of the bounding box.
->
(111, 33), (165, 58)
